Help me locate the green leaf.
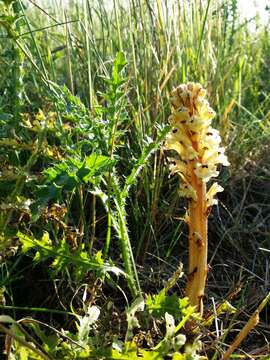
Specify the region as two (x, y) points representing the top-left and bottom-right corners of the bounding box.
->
(77, 154), (113, 183)
(17, 232), (126, 279)
(121, 124), (171, 201)
(146, 289), (191, 320)
(18, 231), (37, 253)
(30, 184), (62, 221)
(112, 52), (127, 86)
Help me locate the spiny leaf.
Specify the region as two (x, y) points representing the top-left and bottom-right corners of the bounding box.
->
(17, 232), (126, 279)
(146, 289), (192, 321)
(77, 154), (113, 183)
(121, 124), (171, 200)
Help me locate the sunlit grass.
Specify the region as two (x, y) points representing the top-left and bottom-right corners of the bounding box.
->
(0, 0), (270, 358)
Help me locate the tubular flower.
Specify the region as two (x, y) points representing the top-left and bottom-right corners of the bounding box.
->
(165, 82), (230, 315)
(206, 183), (224, 207)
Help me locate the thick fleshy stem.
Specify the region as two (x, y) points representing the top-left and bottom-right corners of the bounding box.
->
(186, 164), (208, 314)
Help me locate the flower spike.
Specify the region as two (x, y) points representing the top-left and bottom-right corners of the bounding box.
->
(165, 82), (229, 315)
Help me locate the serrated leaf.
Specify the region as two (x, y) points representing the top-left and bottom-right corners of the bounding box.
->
(146, 289), (191, 320)
(17, 232), (126, 280)
(77, 153), (113, 183)
(17, 231), (36, 252)
(121, 124), (171, 201)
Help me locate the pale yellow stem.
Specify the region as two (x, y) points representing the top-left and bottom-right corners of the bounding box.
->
(186, 181), (207, 315)
(186, 143), (208, 315)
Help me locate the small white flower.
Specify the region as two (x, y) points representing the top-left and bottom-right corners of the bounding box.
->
(206, 182), (224, 207)
(202, 148), (227, 165)
(195, 163), (219, 182)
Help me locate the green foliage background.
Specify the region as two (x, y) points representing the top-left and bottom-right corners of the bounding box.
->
(0, 0), (270, 358)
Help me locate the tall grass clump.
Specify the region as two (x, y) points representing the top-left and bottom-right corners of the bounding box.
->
(21, 0), (269, 259)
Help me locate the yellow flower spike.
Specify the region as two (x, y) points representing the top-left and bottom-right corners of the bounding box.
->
(165, 82), (229, 315)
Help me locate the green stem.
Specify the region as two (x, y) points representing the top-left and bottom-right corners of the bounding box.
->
(114, 194), (141, 297)
(10, 1), (24, 124)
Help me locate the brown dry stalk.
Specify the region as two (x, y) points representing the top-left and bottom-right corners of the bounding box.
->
(223, 291), (270, 359)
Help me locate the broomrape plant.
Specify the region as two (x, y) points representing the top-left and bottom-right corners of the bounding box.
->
(165, 82), (230, 315)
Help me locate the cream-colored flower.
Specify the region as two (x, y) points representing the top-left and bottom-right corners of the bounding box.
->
(194, 163), (219, 182)
(186, 115), (212, 132)
(170, 110), (190, 124)
(202, 147), (230, 167)
(165, 134), (198, 161)
(179, 182), (197, 201)
(169, 128), (192, 147)
(168, 158), (188, 176)
(206, 183), (224, 207)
